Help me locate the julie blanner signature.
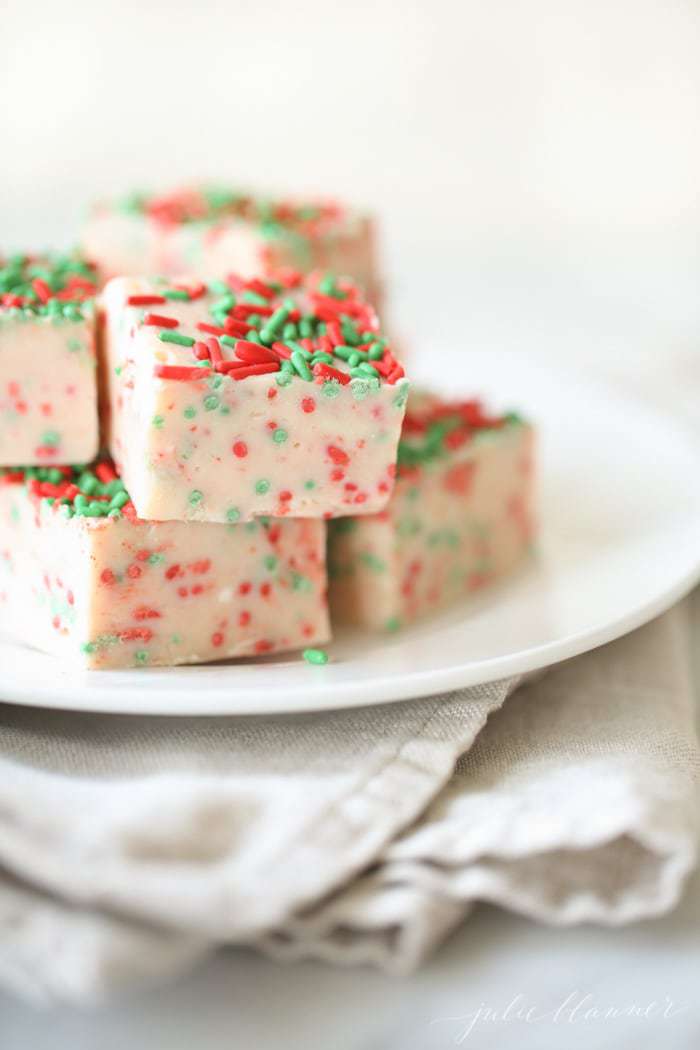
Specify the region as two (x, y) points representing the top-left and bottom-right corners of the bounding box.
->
(431, 990), (688, 1043)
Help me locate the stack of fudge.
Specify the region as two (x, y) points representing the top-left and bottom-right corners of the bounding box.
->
(0, 186), (535, 669)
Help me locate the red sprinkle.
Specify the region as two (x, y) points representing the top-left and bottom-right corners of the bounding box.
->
(327, 445), (349, 466)
(119, 627), (153, 642)
(234, 340), (279, 364)
(133, 606), (161, 620)
(224, 317), (253, 337)
(196, 322), (226, 336)
(127, 294), (167, 306)
(32, 278), (52, 304)
(312, 362), (350, 385)
(211, 632), (224, 647)
(232, 441), (248, 458)
(301, 397), (316, 413)
(207, 337), (223, 364)
(154, 365), (212, 381)
(95, 462), (117, 484)
(143, 313), (179, 328)
(219, 362), (279, 380)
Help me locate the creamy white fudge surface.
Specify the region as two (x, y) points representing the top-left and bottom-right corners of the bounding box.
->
(101, 272), (408, 524)
(0, 463), (330, 669)
(82, 187), (379, 301)
(0, 255), (99, 466)
(328, 393), (535, 630)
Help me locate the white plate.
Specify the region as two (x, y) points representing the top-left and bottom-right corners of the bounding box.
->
(2, 351), (700, 715)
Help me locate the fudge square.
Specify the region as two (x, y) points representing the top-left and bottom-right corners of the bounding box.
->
(328, 393), (535, 630)
(101, 271), (408, 524)
(0, 254), (99, 466)
(0, 461), (330, 669)
(82, 186), (380, 301)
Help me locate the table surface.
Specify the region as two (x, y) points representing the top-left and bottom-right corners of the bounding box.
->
(1, 265), (699, 1049)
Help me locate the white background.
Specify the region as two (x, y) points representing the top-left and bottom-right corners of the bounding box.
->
(1, 1), (699, 1046)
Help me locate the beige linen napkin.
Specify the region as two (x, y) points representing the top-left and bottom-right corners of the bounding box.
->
(0, 600), (697, 1006)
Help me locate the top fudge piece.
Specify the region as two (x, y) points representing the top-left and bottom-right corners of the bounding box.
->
(101, 271), (409, 523)
(82, 186), (379, 299)
(0, 254), (99, 466)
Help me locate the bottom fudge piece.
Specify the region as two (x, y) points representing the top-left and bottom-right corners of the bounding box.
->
(0, 462), (329, 668)
(328, 393), (535, 630)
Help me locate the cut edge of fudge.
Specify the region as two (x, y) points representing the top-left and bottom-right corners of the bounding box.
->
(0, 460), (330, 669)
(328, 391), (536, 630)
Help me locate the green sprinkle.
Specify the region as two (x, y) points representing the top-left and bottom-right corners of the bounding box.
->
(272, 427), (288, 444)
(255, 478), (270, 495)
(211, 293), (236, 313)
(203, 395), (219, 411)
(276, 370), (293, 387)
(384, 616), (402, 633)
(188, 489), (203, 506)
(322, 380), (340, 399)
(162, 289), (190, 301)
(220, 334), (236, 349)
(152, 414), (165, 428)
(304, 479), (316, 490)
(41, 430), (60, 448)
(135, 650), (149, 664)
(303, 648), (329, 666)
(291, 351), (313, 381)
(158, 331), (195, 348)
(148, 552), (165, 565)
(109, 490), (130, 510)
(208, 280), (230, 296)
(81, 642), (97, 655)
(226, 507), (241, 523)
(241, 290), (268, 307)
(264, 554), (278, 571)
(183, 405), (196, 419)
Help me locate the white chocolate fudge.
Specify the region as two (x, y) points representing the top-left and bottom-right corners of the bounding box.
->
(82, 187), (380, 301)
(0, 255), (99, 466)
(0, 461), (330, 669)
(328, 393), (535, 630)
(101, 272), (408, 524)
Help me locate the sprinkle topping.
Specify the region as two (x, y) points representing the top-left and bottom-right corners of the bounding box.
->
(113, 186), (349, 245)
(398, 396), (524, 472)
(133, 272), (404, 388)
(1, 462), (136, 520)
(0, 254), (98, 320)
